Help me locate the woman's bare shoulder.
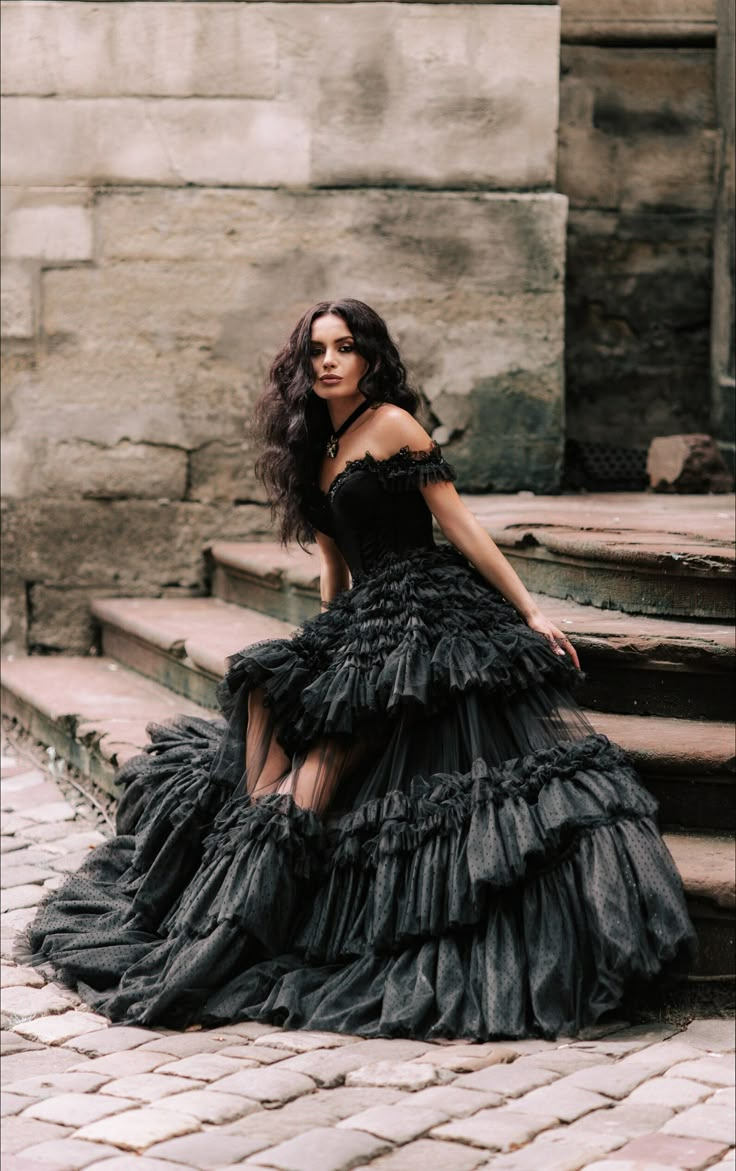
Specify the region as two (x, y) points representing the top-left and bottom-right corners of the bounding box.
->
(371, 405), (432, 457)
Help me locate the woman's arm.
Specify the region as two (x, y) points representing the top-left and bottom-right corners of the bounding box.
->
(315, 530), (351, 609)
(424, 481), (580, 667)
(358, 405), (578, 664)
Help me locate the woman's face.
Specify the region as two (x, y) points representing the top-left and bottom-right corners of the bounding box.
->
(310, 314), (368, 402)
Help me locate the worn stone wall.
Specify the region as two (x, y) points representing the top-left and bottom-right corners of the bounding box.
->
(1, 1), (566, 653)
(711, 0), (735, 469)
(558, 0), (718, 455)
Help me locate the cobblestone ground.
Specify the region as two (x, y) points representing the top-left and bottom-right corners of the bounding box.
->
(2, 732), (734, 1171)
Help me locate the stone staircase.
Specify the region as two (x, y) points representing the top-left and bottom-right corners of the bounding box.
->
(2, 494), (734, 977)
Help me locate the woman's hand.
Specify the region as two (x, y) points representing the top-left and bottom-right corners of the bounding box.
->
(525, 610), (580, 669)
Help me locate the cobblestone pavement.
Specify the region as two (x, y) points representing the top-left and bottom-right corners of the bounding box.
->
(2, 732), (734, 1171)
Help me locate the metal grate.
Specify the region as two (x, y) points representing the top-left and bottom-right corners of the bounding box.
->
(564, 439), (649, 491)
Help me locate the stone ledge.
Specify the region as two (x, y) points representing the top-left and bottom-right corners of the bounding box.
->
(562, 20), (716, 44)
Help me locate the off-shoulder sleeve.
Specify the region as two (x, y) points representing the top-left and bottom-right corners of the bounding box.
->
(375, 441), (457, 493)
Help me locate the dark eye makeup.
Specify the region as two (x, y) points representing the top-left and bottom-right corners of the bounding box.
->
(310, 341), (355, 355)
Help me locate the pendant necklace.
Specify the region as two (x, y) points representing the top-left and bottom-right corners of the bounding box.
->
(325, 397), (374, 459)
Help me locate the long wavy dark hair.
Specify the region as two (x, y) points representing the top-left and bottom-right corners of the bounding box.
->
(254, 299), (419, 545)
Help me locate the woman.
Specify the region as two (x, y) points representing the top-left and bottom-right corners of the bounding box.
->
(24, 299), (695, 1039)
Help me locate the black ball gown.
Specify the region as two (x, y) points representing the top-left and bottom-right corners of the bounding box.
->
(23, 443), (696, 1039)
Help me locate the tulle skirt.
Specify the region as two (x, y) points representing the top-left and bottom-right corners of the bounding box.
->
(21, 546), (696, 1038)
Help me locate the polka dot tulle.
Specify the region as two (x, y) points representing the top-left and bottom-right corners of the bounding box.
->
(20, 452), (696, 1038)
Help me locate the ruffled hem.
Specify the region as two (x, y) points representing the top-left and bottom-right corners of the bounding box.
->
(296, 734), (662, 960)
(195, 816), (693, 1040)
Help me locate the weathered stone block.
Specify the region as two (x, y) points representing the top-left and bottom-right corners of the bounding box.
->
(564, 209), (713, 451)
(1, 263), (34, 338)
(434, 365), (565, 491)
(1, 498), (270, 652)
(100, 1071), (205, 1102)
(559, 46), (716, 214)
(628, 1075), (713, 1109)
(62, 1030), (163, 1058)
(346, 1137), (491, 1171)
(304, 4), (560, 188)
(23, 1091), (138, 1127)
(0, 984), (75, 1027)
(0, 1046), (80, 1086)
(0, 1117), (74, 1158)
(210, 1067), (315, 1104)
(247, 1125), (389, 1171)
(3, 201), (93, 262)
(3, 348), (250, 457)
(613, 1131), (730, 1168)
(711, 0), (735, 461)
(665, 1055), (736, 1086)
(155, 1087), (256, 1124)
(155, 1053), (250, 1083)
(1, 98), (311, 186)
(337, 1103), (449, 1144)
(26, 586), (113, 654)
(14, 1011), (109, 1046)
(275, 1049), (366, 1089)
(188, 441), (267, 504)
(0, 1092), (35, 1117)
(147, 1131), (266, 1167)
(5, 434), (188, 503)
(431, 1107), (557, 1152)
(408, 1084), (503, 1117)
(679, 1018), (736, 1051)
(0, 570), (27, 654)
(647, 433), (734, 492)
(42, 262), (261, 364)
(97, 185), (566, 292)
(0, 883), (46, 913)
(0, 2), (278, 98)
(5, 1070), (108, 1097)
(3, 499), (269, 588)
(41, 440), (188, 501)
(75, 1106), (200, 1151)
(345, 1061), (448, 1091)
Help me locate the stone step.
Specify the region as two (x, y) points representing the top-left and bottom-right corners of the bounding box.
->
(590, 712), (735, 833)
(662, 832), (736, 981)
(466, 492), (735, 621)
(209, 541), (735, 721)
(2, 654), (733, 978)
(93, 595), (293, 710)
(0, 653), (212, 794)
(208, 495), (736, 622)
(93, 596), (733, 832)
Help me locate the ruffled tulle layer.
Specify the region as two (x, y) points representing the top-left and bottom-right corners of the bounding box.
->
(218, 546), (578, 756)
(21, 716), (695, 1039)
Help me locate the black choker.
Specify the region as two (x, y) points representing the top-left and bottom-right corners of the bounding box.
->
(325, 398), (374, 458)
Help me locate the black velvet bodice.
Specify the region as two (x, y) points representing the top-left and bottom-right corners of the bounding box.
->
(304, 443), (457, 577)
